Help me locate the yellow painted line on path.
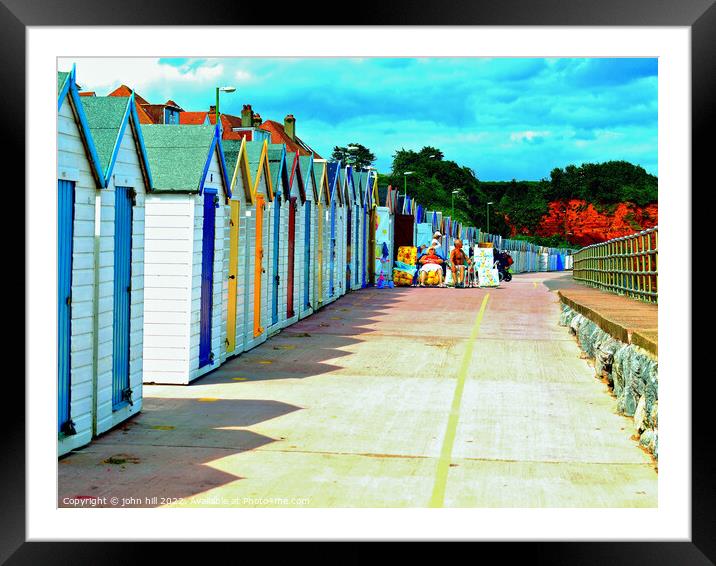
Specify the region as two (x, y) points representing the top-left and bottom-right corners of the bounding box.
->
(197, 398), (219, 403)
(533, 281), (538, 288)
(429, 294), (490, 508)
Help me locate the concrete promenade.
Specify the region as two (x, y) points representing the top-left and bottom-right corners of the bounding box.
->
(58, 272), (657, 508)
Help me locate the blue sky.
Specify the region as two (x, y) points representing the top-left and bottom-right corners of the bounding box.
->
(65, 57), (657, 180)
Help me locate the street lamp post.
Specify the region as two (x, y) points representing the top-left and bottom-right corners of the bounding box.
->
(215, 86), (236, 131)
(486, 201), (494, 234)
(452, 189), (460, 219)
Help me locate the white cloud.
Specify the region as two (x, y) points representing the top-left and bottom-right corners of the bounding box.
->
(234, 69), (252, 82)
(509, 130), (551, 142)
(58, 57), (224, 94)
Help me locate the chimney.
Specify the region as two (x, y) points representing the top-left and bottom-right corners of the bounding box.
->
(252, 112), (262, 127)
(284, 114), (296, 141)
(241, 104), (253, 127)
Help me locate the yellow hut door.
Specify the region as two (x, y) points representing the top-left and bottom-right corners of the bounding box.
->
(253, 195), (265, 337)
(226, 200), (240, 353)
(317, 201), (324, 306)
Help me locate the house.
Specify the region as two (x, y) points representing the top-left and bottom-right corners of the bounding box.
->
(57, 68), (105, 456)
(297, 155), (319, 319)
(139, 124), (231, 384)
(259, 114), (322, 158)
(107, 85), (182, 125)
(266, 144), (292, 335)
(78, 90), (153, 436)
(242, 140), (274, 351)
(221, 137), (253, 357)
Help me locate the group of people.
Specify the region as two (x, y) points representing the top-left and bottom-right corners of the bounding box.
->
(416, 231), (473, 288)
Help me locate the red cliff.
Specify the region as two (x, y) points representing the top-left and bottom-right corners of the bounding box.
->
(510, 200), (658, 247)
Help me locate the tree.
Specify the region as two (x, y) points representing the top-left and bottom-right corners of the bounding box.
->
(331, 143), (376, 170)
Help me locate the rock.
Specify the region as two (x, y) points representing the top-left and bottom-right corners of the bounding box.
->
(633, 395), (647, 433)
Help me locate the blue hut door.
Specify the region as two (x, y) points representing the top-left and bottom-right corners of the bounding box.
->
(330, 199), (336, 296)
(112, 187), (134, 409)
(345, 204), (352, 291)
(271, 196), (281, 325)
(354, 205), (360, 286)
(58, 180), (74, 432)
(303, 201), (311, 309)
(199, 189), (217, 368)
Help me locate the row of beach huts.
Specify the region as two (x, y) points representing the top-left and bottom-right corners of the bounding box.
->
(57, 66), (572, 456)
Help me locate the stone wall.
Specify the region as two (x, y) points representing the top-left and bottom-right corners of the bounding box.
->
(559, 303), (658, 459)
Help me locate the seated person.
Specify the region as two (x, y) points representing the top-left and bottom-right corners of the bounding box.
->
(418, 246), (445, 287)
(449, 238), (469, 288)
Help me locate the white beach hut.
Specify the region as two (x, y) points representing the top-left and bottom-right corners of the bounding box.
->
(78, 90), (153, 436)
(221, 137), (253, 357)
(140, 124), (231, 384)
(57, 68), (106, 456)
(242, 140), (274, 350)
(266, 144), (291, 335)
(297, 155), (319, 319)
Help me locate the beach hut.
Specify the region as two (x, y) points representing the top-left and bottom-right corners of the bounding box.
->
(326, 161), (344, 303)
(77, 90), (153, 437)
(312, 160), (332, 308)
(266, 144), (291, 335)
(352, 170), (365, 289)
(374, 182), (394, 283)
(298, 155), (318, 319)
(363, 172), (378, 286)
(241, 140), (274, 350)
(343, 166), (360, 292)
(140, 124), (230, 384)
(283, 150), (307, 327)
(57, 69), (106, 456)
(222, 137), (253, 357)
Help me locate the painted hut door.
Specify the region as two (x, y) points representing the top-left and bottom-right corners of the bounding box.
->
(317, 202), (323, 305)
(354, 205), (360, 285)
(303, 201), (311, 309)
(58, 180), (74, 432)
(226, 199), (240, 353)
(253, 195), (265, 337)
(362, 205), (368, 287)
(287, 197), (297, 318)
(346, 205), (352, 290)
(112, 187), (134, 409)
(271, 197), (281, 325)
(329, 199), (336, 296)
(199, 189), (217, 368)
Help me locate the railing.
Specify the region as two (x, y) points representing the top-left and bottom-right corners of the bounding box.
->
(572, 226), (658, 303)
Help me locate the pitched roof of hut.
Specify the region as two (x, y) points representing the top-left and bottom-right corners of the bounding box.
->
(140, 124), (228, 196)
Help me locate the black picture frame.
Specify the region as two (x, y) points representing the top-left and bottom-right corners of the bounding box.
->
(6, 0), (708, 561)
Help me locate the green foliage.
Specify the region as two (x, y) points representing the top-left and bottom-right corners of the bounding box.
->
(331, 143), (376, 170)
(547, 160), (657, 205)
(387, 148), (658, 244)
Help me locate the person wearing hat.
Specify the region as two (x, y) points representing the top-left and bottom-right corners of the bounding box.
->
(431, 231), (446, 260)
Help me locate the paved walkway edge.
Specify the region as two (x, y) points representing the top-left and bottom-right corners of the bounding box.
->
(557, 290), (657, 356)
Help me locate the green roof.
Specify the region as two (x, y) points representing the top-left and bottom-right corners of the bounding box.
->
(222, 139), (243, 174)
(57, 71), (70, 97)
(140, 125), (215, 192)
(267, 144), (287, 193)
(244, 141), (266, 182)
(80, 96), (130, 175)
